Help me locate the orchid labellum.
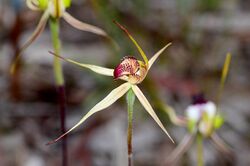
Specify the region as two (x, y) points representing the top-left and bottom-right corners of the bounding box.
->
(114, 56), (147, 84)
(48, 21), (174, 144)
(11, 0), (108, 74)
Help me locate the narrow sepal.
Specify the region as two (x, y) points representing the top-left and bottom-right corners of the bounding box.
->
(49, 51), (114, 77)
(63, 12), (107, 36)
(10, 10), (49, 74)
(114, 21), (148, 65)
(211, 133), (233, 156)
(131, 85), (174, 143)
(148, 43), (172, 70)
(164, 133), (195, 165)
(47, 82), (131, 145)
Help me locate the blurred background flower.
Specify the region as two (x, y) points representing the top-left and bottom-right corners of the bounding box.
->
(0, 0), (250, 166)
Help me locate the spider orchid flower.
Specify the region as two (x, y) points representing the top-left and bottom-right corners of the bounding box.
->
(10, 0), (108, 74)
(186, 52), (232, 137)
(165, 94), (233, 165)
(185, 94), (224, 137)
(47, 22), (174, 145)
(164, 54), (233, 165)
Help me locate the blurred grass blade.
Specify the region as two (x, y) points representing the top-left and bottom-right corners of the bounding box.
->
(131, 85), (174, 143)
(10, 10), (49, 74)
(47, 82), (131, 145)
(49, 51), (114, 77)
(216, 53), (232, 105)
(63, 12), (107, 36)
(148, 43), (172, 70)
(165, 133), (195, 165)
(113, 21), (148, 65)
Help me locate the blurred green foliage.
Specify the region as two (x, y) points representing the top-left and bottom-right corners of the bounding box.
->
(198, 0), (221, 11)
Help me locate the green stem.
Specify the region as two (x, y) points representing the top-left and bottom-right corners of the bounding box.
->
(196, 134), (204, 166)
(126, 88), (135, 166)
(49, 18), (67, 166)
(49, 18), (64, 85)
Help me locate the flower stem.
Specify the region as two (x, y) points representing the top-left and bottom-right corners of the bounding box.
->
(49, 18), (67, 166)
(126, 88), (135, 166)
(196, 134), (204, 166)
(49, 18), (64, 85)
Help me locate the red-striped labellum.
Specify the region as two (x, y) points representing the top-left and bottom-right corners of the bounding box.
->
(114, 56), (148, 84)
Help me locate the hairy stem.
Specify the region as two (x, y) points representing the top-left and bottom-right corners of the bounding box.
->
(49, 18), (67, 166)
(126, 88), (135, 166)
(196, 134), (204, 166)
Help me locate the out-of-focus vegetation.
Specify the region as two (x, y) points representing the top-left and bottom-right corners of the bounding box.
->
(0, 0), (250, 165)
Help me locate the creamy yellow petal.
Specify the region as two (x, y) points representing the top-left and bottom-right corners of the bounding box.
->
(47, 82), (131, 145)
(49, 52), (129, 82)
(63, 12), (107, 36)
(148, 43), (172, 70)
(49, 51), (114, 76)
(70, 63), (114, 77)
(131, 85), (174, 143)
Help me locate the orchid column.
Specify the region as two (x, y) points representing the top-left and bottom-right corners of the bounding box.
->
(10, 0), (108, 165)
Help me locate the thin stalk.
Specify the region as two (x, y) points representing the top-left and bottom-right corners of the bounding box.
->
(10, 13), (22, 100)
(49, 18), (64, 85)
(49, 18), (67, 166)
(196, 134), (204, 166)
(126, 88), (135, 166)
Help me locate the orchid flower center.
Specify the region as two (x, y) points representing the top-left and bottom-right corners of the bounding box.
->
(27, 0), (71, 18)
(114, 56), (148, 84)
(186, 101), (219, 136)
